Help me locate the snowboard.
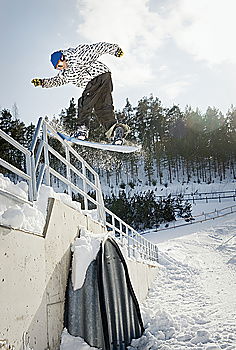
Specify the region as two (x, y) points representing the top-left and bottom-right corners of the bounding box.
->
(57, 132), (141, 153)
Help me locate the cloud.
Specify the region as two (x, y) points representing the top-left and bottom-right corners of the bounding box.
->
(76, 0), (167, 85)
(75, 0), (236, 106)
(77, 0), (165, 52)
(165, 0), (236, 65)
(77, 0), (236, 67)
(161, 80), (190, 100)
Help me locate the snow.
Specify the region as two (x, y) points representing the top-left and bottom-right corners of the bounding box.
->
(0, 174), (28, 200)
(1, 173), (236, 349)
(71, 228), (104, 290)
(0, 174), (82, 234)
(129, 216), (236, 349)
(60, 215), (236, 350)
(99, 159), (236, 199)
(60, 329), (99, 350)
(142, 196), (236, 243)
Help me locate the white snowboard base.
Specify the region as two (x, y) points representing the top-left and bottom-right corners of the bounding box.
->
(57, 132), (140, 153)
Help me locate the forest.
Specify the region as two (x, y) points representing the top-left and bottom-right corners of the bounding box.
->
(1, 96), (235, 229)
(48, 95), (236, 186)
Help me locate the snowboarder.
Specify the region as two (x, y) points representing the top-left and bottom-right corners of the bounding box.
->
(31, 42), (129, 145)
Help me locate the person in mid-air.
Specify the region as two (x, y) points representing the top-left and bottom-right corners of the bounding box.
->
(31, 42), (129, 145)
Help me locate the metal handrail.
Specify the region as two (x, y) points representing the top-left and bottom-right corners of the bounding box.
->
(105, 207), (158, 262)
(0, 129), (31, 155)
(0, 118), (159, 263)
(155, 190), (236, 202)
(143, 204), (236, 233)
(29, 118), (106, 223)
(0, 129), (33, 201)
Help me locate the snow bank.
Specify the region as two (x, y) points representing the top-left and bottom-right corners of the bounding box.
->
(100, 162), (236, 199)
(82, 209), (99, 223)
(60, 329), (99, 350)
(1, 204), (45, 232)
(0, 173), (28, 200)
(0, 175), (82, 234)
(129, 217), (236, 349)
(71, 228), (104, 290)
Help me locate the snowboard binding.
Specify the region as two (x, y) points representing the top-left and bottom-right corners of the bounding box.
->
(71, 126), (88, 140)
(112, 125), (125, 145)
(105, 123), (130, 145)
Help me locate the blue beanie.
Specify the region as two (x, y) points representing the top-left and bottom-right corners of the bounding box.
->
(51, 51), (63, 68)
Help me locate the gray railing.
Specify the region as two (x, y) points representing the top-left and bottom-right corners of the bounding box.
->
(105, 207), (158, 262)
(141, 204), (236, 234)
(155, 190), (236, 203)
(0, 118), (158, 263)
(30, 118), (105, 222)
(0, 129), (34, 201)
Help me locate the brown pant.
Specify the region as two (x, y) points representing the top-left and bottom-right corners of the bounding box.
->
(77, 72), (117, 130)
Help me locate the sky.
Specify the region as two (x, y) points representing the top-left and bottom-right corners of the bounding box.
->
(1, 0), (236, 125)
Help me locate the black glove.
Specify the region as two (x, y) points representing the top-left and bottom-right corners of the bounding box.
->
(115, 48), (124, 57)
(31, 78), (42, 87)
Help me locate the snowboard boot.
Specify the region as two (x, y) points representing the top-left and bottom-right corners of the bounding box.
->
(113, 125), (125, 145)
(71, 125), (89, 140)
(105, 123), (130, 145)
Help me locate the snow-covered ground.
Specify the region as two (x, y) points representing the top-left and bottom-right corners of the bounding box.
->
(130, 216), (236, 350)
(1, 173), (236, 349)
(99, 161), (236, 198)
(0, 174), (83, 234)
(60, 214), (236, 350)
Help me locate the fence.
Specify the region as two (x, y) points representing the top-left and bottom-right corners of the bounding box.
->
(0, 118), (158, 263)
(156, 190), (236, 203)
(144, 204), (236, 233)
(105, 207), (158, 262)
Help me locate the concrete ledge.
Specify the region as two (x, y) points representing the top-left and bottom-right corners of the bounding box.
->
(125, 259), (158, 303)
(0, 197), (104, 350)
(0, 226), (47, 350)
(0, 197), (158, 350)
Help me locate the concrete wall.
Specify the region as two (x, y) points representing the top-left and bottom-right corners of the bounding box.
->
(0, 198), (106, 350)
(125, 259), (158, 304)
(0, 197), (158, 350)
(0, 226), (47, 350)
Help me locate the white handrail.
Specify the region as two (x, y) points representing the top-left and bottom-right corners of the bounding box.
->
(0, 129), (31, 155)
(0, 118), (159, 263)
(0, 130), (33, 201)
(29, 118), (106, 221)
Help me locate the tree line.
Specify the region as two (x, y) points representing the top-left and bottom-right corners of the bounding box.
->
(105, 191), (193, 231)
(0, 109), (35, 174)
(1, 95), (236, 185)
(55, 95), (236, 187)
(2, 97), (235, 229)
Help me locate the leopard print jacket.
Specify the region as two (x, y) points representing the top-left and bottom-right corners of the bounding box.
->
(42, 42), (120, 89)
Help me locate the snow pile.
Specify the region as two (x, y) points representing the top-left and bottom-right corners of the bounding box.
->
(0, 173), (28, 200)
(71, 228), (104, 290)
(191, 329), (211, 344)
(129, 217), (236, 349)
(36, 184), (82, 216)
(58, 209), (236, 350)
(60, 329), (98, 350)
(1, 204), (45, 232)
(83, 209), (99, 223)
(0, 175), (82, 233)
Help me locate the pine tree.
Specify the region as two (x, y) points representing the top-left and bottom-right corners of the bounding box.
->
(0, 109), (13, 172)
(12, 103), (19, 120)
(0, 109), (26, 172)
(61, 98), (78, 133)
(24, 123), (36, 148)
